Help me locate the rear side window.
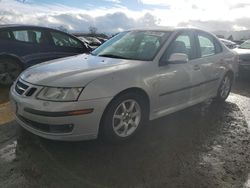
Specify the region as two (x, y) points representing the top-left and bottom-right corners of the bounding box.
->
(0, 31), (11, 40)
(12, 30), (43, 44)
(197, 32), (222, 57)
(198, 34), (215, 57)
(50, 32), (82, 48)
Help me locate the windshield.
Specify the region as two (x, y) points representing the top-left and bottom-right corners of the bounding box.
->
(239, 40), (250, 49)
(91, 30), (172, 61)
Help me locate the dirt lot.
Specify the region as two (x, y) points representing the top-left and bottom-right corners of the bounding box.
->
(0, 78), (249, 188)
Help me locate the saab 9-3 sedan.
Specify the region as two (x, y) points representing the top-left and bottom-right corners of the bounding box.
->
(10, 28), (238, 142)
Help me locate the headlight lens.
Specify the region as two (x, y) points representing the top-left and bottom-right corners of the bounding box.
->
(37, 87), (83, 101)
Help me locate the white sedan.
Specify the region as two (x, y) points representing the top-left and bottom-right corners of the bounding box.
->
(10, 28), (238, 142)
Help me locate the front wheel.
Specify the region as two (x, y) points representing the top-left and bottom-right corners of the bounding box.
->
(216, 73), (233, 102)
(101, 93), (148, 142)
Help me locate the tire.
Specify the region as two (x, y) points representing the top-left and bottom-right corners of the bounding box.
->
(101, 92), (148, 142)
(215, 73), (233, 102)
(0, 58), (22, 85)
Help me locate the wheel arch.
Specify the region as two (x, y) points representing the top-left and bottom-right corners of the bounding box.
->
(98, 87), (150, 134)
(0, 53), (25, 69)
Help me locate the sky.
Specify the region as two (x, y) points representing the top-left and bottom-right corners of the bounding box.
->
(1, 0), (250, 34)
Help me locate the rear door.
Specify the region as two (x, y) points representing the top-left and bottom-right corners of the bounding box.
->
(8, 29), (55, 67)
(194, 31), (223, 99)
(10, 29), (41, 63)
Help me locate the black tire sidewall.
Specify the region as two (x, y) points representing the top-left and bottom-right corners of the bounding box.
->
(216, 74), (233, 101)
(101, 92), (148, 142)
(0, 58), (22, 85)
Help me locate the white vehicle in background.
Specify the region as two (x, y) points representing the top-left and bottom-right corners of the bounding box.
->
(219, 38), (237, 49)
(10, 28), (238, 142)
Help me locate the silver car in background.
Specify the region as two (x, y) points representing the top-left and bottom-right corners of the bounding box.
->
(10, 28), (238, 142)
(234, 39), (250, 74)
(219, 38), (237, 49)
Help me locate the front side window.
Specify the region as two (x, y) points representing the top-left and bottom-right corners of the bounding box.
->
(92, 30), (171, 61)
(160, 32), (194, 64)
(198, 33), (216, 57)
(12, 30), (42, 44)
(50, 32), (82, 48)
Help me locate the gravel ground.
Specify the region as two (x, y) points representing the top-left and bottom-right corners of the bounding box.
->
(0, 78), (249, 188)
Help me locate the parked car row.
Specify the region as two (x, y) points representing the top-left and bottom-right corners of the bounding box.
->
(1, 24), (248, 87)
(219, 38), (237, 49)
(0, 25), (91, 85)
(77, 36), (107, 50)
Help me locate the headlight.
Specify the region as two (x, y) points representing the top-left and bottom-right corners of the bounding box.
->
(37, 87), (83, 101)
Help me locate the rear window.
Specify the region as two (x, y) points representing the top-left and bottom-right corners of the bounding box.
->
(12, 30), (43, 44)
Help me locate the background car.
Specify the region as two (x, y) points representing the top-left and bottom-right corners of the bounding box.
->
(77, 36), (98, 50)
(10, 28), (238, 142)
(86, 36), (102, 46)
(219, 38), (237, 49)
(234, 39), (250, 74)
(0, 25), (91, 85)
(96, 37), (108, 43)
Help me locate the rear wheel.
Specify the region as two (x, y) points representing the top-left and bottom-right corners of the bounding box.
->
(0, 58), (22, 85)
(101, 93), (148, 142)
(216, 73), (233, 102)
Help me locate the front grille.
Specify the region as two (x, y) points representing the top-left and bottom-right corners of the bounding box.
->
(15, 80), (29, 95)
(15, 80), (37, 97)
(18, 115), (74, 134)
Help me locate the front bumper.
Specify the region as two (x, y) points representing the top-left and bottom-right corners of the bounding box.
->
(10, 83), (112, 141)
(239, 64), (250, 72)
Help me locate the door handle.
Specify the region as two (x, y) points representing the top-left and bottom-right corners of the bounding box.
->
(193, 65), (200, 71)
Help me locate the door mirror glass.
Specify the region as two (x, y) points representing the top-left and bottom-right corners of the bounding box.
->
(168, 53), (188, 64)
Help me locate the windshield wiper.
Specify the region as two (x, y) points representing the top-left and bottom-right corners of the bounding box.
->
(98, 54), (130, 60)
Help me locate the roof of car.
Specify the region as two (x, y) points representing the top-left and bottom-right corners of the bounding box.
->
(0, 24), (60, 31)
(127, 27), (201, 32)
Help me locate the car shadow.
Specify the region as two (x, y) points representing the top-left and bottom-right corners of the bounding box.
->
(233, 76), (250, 98)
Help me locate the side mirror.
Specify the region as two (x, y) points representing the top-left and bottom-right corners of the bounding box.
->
(168, 53), (188, 64)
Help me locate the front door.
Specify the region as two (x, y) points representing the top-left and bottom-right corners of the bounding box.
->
(156, 31), (206, 115)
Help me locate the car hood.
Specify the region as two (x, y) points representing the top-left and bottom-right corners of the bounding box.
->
(20, 54), (141, 87)
(234, 48), (250, 55)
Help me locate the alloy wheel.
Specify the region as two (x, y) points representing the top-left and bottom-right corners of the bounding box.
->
(112, 99), (141, 137)
(220, 75), (231, 99)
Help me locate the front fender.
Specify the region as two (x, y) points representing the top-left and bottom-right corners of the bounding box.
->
(78, 61), (158, 103)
